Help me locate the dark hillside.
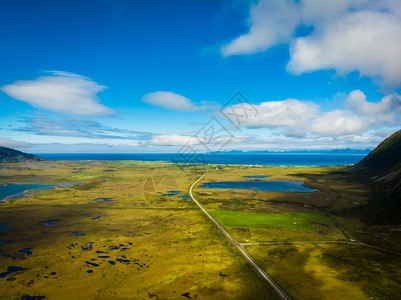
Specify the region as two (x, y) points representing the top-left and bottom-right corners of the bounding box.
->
(350, 130), (401, 224)
(353, 130), (401, 177)
(0, 146), (46, 163)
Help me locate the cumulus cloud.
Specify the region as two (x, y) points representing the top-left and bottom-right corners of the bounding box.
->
(222, 90), (401, 137)
(310, 90), (401, 136)
(221, 0), (300, 56)
(221, 0), (401, 86)
(310, 110), (367, 136)
(300, 0), (353, 25)
(142, 91), (209, 111)
(149, 134), (203, 146)
(288, 9), (401, 85)
(1, 71), (114, 115)
(346, 89), (401, 115)
(222, 99), (318, 136)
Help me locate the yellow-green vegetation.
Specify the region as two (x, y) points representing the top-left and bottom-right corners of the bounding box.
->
(245, 243), (401, 300)
(1, 160), (400, 299)
(191, 165), (401, 299)
(0, 161), (277, 299)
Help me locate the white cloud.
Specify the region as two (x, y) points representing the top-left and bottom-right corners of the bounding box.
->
(17, 115), (153, 140)
(346, 89), (401, 115)
(0, 138), (30, 148)
(221, 0), (300, 56)
(310, 90), (401, 136)
(150, 134), (203, 146)
(222, 99), (318, 135)
(288, 10), (401, 86)
(300, 0), (365, 25)
(222, 90), (401, 137)
(221, 0), (401, 86)
(310, 110), (367, 136)
(1, 71), (114, 115)
(142, 91), (208, 111)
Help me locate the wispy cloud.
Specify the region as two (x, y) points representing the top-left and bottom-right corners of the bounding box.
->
(1, 71), (115, 115)
(18, 142), (145, 154)
(221, 0), (401, 86)
(142, 91), (213, 111)
(16, 115), (154, 141)
(149, 134), (203, 146)
(0, 138), (30, 148)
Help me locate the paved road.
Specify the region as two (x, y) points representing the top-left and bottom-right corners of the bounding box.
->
(189, 173), (291, 300)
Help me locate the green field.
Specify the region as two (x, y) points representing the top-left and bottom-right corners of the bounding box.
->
(209, 211), (335, 230)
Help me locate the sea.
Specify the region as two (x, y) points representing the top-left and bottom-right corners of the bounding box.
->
(37, 153), (367, 166)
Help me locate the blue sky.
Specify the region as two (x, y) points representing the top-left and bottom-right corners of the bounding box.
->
(1, 0), (401, 153)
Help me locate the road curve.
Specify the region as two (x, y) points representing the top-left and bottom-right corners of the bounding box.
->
(189, 173), (291, 300)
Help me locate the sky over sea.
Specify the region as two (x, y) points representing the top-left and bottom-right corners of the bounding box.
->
(1, 0), (401, 153)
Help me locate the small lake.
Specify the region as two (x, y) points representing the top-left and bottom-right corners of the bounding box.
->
(0, 183), (81, 201)
(200, 180), (317, 192)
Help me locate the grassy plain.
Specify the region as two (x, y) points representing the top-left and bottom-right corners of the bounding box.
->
(0, 161), (277, 299)
(0, 161), (400, 299)
(192, 165), (401, 299)
(246, 243), (401, 300)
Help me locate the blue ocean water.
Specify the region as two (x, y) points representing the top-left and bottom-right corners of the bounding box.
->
(38, 153), (366, 166)
(200, 180), (318, 192)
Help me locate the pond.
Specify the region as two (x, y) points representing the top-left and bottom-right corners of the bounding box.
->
(243, 175), (271, 179)
(0, 183), (81, 201)
(200, 180), (317, 192)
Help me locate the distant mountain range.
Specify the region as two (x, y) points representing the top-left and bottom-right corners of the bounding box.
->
(0, 146), (46, 163)
(211, 149), (371, 154)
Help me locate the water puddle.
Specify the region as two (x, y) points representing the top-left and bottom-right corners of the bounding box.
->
(85, 261), (100, 267)
(42, 220), (58, 227)
(93, 197), (113, 203)
(0, 182), (83, 202)
(18, 248), (32, 256)
(0, 239), (14, 246)
(0, 266), (29, 278)
(0, 223), (10, 231)
(71, 231), (85, 236)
